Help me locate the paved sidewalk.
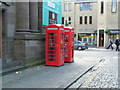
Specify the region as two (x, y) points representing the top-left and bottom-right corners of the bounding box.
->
(2, 63), (94, 88)
(2, 50), (101, 88)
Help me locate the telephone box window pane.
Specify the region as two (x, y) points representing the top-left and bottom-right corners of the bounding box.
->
(48, 51), (55, 54)
(49, 33), (56, 35)
(49, 47), (55, 50)
(49, 59), (55, 61)
(49, 55), (55, 58)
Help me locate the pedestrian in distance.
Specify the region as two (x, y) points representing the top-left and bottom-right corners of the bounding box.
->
(115, 37), (120, 51)
(107, 38), (113, 50)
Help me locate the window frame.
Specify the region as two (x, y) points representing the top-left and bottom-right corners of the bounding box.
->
(101, 1), (104, 14)
(64, 3), (67, 11)
(89, 16), (92, 24)
(80, 3), (93, 11)
(68, 3), (72, 11)
(80, 16), (82, 24)
(111, 0), (117, 13)
(84, 16), (87, 24)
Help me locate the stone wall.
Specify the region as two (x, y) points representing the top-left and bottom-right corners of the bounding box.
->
(1, 2), (46, 71)
(0, 9), (2, 58)
(14, 33), (45, 66)
(2, 2), (16, 64)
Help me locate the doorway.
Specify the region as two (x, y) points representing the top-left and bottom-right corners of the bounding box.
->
(99, 30), (104, 47)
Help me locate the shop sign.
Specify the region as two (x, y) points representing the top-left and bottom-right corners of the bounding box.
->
(110, 30), (120, 34)
(48, 1), (55, 8)
(78, 33), (94, 36)
(79, 36), (94, 37)
(49, 11), (57, 24)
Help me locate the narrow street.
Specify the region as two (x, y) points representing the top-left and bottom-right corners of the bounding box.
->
(2, 48), (119, 89)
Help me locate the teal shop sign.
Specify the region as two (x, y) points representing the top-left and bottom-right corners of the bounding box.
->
(42, 0), (62, 26)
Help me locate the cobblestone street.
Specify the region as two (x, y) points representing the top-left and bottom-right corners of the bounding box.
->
(80, 51), (118, 88)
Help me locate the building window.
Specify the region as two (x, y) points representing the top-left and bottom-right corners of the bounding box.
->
(68, 3), (72, 11)
(80, 16), (82, 24)
(80, 3), (92, 10)
(68, 17), (71, 24)
(62, 17), (64, 24)
(88, 38), (92, 43)
(101, 1), (104, 14)
(83, 37), (87, 43)
(112, 0), (117, 13)
(64, 3), (67, 11)
(84, 16), (87, 24)
(90, 3), (93, 10)
(89, 16), (92, 24)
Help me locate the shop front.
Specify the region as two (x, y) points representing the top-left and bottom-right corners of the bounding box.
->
(109, 30), (120, 42)
(78, 33), (95, 46)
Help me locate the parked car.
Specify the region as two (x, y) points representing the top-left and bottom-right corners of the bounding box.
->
(74, 41), (88, 50)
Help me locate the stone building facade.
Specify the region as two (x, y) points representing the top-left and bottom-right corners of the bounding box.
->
(0, 1), (62, 72)
(0, 1), (45, 71)
(1, 1), (17, 70)
(62, 0), (120, 47)
(62, 0), (98, 46)
(97, 0), (120, 47)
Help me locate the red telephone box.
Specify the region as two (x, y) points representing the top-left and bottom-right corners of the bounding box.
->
(46, 24), (64, 66)
(64, 27), (74, 62)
